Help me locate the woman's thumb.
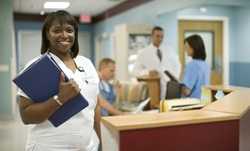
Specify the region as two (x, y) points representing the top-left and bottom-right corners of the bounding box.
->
(60, 72), (65, 83)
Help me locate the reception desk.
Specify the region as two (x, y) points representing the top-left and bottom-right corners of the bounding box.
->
(100, 85), (250, 151)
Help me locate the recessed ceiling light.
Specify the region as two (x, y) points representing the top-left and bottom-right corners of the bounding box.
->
(40, 11), (45, 15)
(200, 7), (207, 13)
(44, 1), (70, 9)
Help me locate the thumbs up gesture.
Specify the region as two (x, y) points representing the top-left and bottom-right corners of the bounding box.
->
(57, 72), (80, 104)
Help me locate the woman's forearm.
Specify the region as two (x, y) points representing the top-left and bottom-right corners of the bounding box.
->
(19, 96), (60, 124)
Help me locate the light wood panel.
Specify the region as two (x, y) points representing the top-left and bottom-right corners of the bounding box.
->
(137, 75), (160, 109)
(101, 110), (238, 131)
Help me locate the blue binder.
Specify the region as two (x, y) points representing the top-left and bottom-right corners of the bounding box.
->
(13, 54), (89, 127)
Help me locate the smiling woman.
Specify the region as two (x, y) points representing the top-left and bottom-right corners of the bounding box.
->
(41, 10), (79, 59)
(16, 10), (100, 151)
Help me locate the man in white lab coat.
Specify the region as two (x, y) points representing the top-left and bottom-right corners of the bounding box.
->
(133, 26), (181, 99)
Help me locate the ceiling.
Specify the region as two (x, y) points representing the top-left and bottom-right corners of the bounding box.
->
(14, 0), (126, 16)
(14, 0), (250, 18)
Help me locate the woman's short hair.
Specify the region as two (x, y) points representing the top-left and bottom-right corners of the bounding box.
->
(184, 34), (206, 60)
(41, 10), (79, 58)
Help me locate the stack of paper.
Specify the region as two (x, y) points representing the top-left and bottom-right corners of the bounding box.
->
(160, 98), (204, 112)
(119, 98), (150, 113)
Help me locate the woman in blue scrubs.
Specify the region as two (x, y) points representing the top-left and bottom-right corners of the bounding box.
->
(182, 34), (210, 98)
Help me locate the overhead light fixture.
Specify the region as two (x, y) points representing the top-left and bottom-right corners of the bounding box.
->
(200, 7), (207, 13)
(40, 11), (45, 15)
(44, 1), (70, 9)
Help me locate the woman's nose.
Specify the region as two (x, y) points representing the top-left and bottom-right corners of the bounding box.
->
(61, 31), (68, 37)
(58, 30), (69, 38)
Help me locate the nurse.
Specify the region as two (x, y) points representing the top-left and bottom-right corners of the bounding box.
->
(98, 58), (124, 116)
(182, 34), (210, 98)
(17, 10), (100, 151)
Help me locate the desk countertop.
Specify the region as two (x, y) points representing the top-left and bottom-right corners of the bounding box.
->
(101, 85), (250, 131)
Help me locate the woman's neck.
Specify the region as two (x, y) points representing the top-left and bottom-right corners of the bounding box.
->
(49, 49), (72, 61)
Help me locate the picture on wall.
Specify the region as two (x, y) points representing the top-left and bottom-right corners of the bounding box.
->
(128, 34), (151, 77)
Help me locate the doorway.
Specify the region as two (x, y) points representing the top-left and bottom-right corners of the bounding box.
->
(179, 20), (223, 85)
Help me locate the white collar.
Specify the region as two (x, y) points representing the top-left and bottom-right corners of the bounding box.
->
(48, 52), (76, 78)
(150, 43), (162, 50)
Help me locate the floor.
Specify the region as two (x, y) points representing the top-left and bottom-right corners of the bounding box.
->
(0, 112), (27, 151)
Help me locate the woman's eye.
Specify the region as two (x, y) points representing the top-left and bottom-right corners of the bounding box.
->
(66, 28), (74, 33)
(53, 29), (61, 33)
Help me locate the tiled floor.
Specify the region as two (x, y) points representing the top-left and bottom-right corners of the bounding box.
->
(0, 115), (27, 151)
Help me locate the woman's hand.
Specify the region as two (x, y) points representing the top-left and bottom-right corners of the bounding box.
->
(18, 73), (81, 124)
(58, 73), (80, 104)
(181, 85), (191, 97)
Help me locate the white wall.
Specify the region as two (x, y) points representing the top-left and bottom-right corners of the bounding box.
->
(18, 30), (91, 70)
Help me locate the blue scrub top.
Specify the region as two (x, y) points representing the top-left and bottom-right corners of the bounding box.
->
(99, 80), (116, 116)
(182, 59), (210, 98)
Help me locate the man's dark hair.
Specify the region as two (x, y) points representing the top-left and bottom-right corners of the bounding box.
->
(184, 34), (206, 60)
(152, 26), (164, 35)
(41, 10), (79, 58)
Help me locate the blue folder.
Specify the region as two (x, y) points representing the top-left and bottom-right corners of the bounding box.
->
(13, 54), (89, 127)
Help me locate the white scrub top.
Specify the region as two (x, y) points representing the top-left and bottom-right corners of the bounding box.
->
(17, 52), (100, 151)
(133, 44), (181, 99)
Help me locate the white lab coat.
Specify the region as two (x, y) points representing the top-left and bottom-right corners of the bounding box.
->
(133, 44), (181, 99)
(18, 52), (100, 151)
